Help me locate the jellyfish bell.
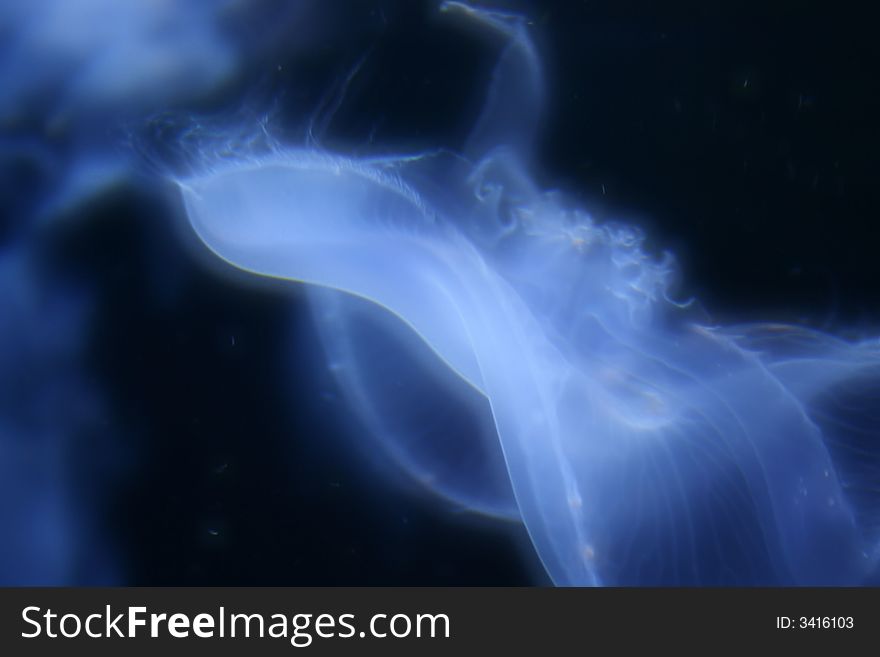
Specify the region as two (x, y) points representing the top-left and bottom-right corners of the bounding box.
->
(177, 149), (486, 392)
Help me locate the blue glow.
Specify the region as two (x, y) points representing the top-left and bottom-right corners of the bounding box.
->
(0, 249), (112, 584)
(177, 3), (880, 585)
(0, 0), (322, 223)
(0, 0), (319, 584)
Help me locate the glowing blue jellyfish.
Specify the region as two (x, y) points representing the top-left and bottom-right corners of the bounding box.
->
(176, 2), (880, 585)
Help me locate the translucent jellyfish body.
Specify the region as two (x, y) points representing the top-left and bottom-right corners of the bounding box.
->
(177, 3), (880, 585)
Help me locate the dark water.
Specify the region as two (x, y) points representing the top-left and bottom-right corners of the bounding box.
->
(3, 0), (878, 585)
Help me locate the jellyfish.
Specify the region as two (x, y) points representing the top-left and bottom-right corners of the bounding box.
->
(175, 1), (880, 585)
